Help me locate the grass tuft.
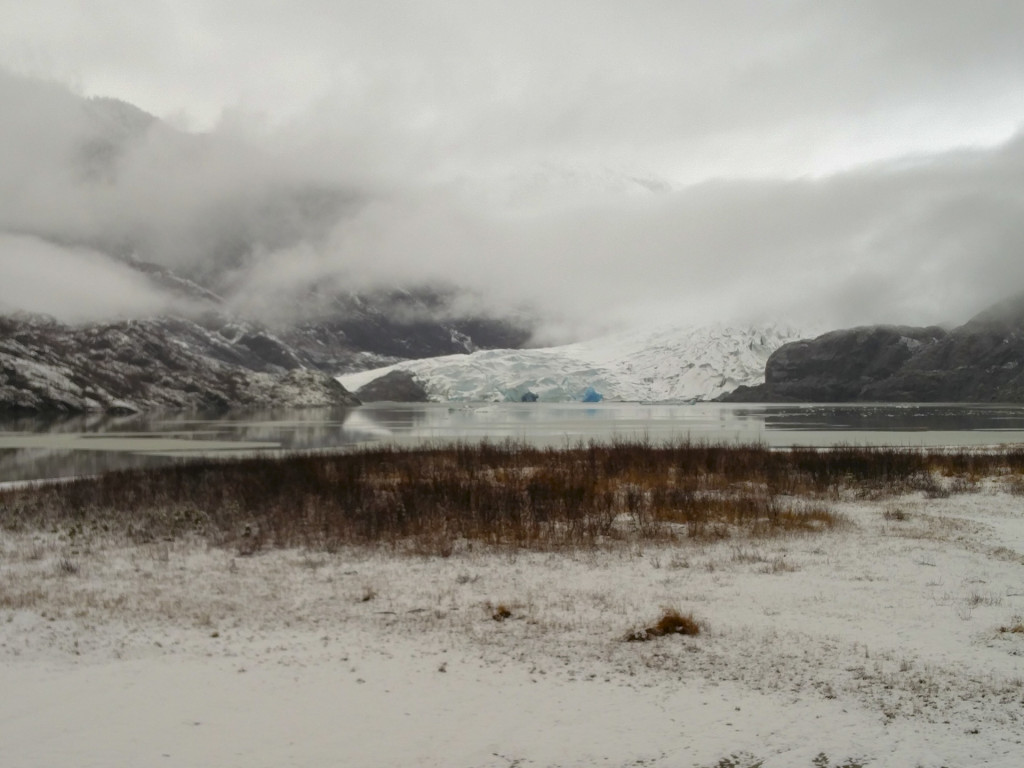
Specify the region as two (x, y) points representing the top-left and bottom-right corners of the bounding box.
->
(998, 615), (1024, 634)
(626, 608), (701, 641)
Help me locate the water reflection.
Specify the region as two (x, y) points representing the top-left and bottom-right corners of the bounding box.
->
(2, 402), (1024, 483)
(0, 407), (358, 483)
(737, 404), (1024, 432)
(330, 402), (1024, 448)
(0, 447), (170, 482)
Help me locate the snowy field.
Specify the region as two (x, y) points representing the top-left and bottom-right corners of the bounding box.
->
(2, 485), (1023, 767)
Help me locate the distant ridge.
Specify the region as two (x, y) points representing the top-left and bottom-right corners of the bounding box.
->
(719, 293), (1024, 403)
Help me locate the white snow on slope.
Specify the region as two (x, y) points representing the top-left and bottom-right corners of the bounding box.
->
(340, 323), (807, 402)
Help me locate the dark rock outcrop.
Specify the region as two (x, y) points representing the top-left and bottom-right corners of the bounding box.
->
(720, 294), (1024, 402)
(354, 370), (429, 402)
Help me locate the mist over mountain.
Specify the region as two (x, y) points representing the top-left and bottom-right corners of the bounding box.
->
(1, 70), (362, 314)
(4, 62), (1024, 343)
(0, 71), (534, 363)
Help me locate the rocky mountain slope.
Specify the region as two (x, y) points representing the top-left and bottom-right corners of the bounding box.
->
(341, 323), (807, 403)
(0, 314), (359, 415)
(720, 294), (1024, 402)
(115, 256), (534, 374)
(0, 278), (531, 416)
(273, 287), (533, 373)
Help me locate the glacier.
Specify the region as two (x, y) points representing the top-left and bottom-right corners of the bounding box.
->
(339, 323), (809, 403)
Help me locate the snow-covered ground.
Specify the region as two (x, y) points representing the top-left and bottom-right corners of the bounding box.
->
(2, 484), (1023, 766)
(339, 323), (808, 403)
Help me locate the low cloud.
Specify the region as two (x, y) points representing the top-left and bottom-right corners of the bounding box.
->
(268, 132), (1024, 335)
(1, 57), (1023, 339)
(0, 234), (180, 322)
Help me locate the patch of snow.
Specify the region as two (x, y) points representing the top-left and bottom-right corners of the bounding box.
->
(8, 358), (81, 396)
(2, 485), (1023, 766)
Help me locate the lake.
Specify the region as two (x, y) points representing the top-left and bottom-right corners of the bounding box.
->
(3, 402), (1024, 483)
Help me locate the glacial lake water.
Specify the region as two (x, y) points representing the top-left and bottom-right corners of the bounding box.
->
(3, 402), (1024, 483)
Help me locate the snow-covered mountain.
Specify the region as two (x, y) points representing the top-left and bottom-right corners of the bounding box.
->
(340, 323), (809, 403)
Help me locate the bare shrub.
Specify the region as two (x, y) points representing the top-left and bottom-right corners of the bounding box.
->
(23, 541), (47, 561)
(1006, 475), (1024, 496)
(732, 547), (766, 564)
(883, 507), (909, 522)
(626, 608), (701, 641)
(966, 591), (1002, 608)
(358, 586), (377, 603)
(914, 473), (951, 499)
(759, 556), (799, 574)
(708, 754), (764, 768)
(0, 586), (46, 609)
(236, 521), (263, 557)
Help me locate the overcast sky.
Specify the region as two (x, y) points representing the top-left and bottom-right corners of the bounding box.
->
(2, 1), (1024, 338)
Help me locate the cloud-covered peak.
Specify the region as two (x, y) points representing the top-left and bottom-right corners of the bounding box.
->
(2, 1), (1024, 338)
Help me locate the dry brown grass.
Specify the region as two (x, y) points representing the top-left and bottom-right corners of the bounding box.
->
(1006, 474), (1024, 496)
(625, 608), (702, 641)
(998, 615), (1024, 634)
(1, 440), (1020, 555)
(0, 585), (47, 610)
